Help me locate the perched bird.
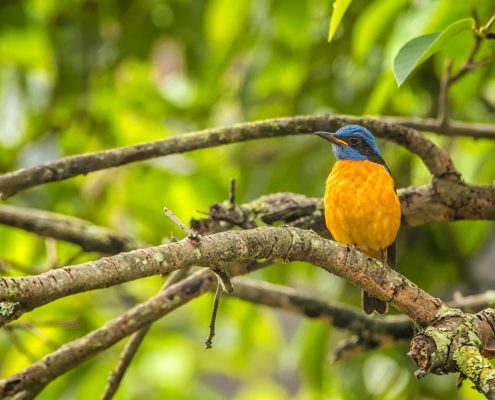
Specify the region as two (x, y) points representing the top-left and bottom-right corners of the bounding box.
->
(315, 125), (401, 314)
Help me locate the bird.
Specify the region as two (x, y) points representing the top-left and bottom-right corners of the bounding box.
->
(315, 125), (401, 314)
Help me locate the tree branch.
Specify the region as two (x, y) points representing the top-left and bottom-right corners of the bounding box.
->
(230, 278), (495, 358)
(0, 115), (460, 200)
(101, 267), (191, 400)
(1, 177), (492, 262)
(0, 205), (145, 253)
(1, 173), (491, 325)
(383, 117), (495, 139)
(0, 226), (440, 328)
(229, 277), (412, 341)
(386, 13), (495, 141)
(191, 180), (495, 237)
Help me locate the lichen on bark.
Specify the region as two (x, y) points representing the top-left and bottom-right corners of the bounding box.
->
(410, 307), (495, 398)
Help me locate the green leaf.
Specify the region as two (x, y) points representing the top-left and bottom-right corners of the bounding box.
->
(393, 18), (474, 86)
(327, 0), (353, 42)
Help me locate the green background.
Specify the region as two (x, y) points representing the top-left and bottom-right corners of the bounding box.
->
(0, 0), (494, 398)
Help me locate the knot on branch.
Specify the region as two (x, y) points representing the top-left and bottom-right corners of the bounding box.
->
(190, 193), (324, 235)
(409, 308), (495, 398)
(191, 201), (256, 233)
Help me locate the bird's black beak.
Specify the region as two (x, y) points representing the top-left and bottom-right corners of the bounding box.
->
(314, 131), (348, 146)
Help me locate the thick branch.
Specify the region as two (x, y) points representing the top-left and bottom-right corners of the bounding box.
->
(0, 205), (144, 253)
(191, 181), (495, 236)
(0, 221), (439, 399)
(4, 185), (494, 328)
(409, 309), (495, 398)
(0, 226), (442, 328)
(0, 115), (459, 199)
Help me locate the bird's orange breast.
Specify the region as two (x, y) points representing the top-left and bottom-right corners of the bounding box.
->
(324, 160), (401, 255)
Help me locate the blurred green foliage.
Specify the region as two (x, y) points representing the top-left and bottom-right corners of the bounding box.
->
(0, 0), (494, 399)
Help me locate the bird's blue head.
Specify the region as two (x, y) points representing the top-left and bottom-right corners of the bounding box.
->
(315, 125), (385, 165)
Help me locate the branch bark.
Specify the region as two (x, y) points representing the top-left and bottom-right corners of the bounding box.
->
(100, 267), (191, 400)
(0, 226), (440, 327)
(230, 279), (495, 359)
(0, 205), (145, 253)
(0, 115), (460, 200)
(383, 118), (495, 139)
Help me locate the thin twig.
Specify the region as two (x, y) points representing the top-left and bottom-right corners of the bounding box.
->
(211, 264), (234, 293)
(45, 238), (58, 270)
(434, 12), (494, 130)
(205, 283), (223, 349)
(101, 267), (191, 400)
(381, 117), (495, 138)
(101, 326), (149, 400)
(228, 178), (236, 207)
(163, 207), (200, 242)
(0, 204), (145, 253)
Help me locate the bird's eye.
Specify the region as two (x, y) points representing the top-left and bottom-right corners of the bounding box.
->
(349, 136), (360, 145)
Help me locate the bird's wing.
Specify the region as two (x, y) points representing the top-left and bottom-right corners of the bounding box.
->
(387, 240), (397, 270)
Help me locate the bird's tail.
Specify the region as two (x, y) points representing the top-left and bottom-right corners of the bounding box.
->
(360, 244), (395, 315)
(362, 290), (388, 314)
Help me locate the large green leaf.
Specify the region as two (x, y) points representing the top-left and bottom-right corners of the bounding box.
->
(393, 18), (474, 86)
(327, 0), (353, 42)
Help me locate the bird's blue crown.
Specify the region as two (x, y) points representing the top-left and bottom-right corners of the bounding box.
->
(332, 125), (383, 162)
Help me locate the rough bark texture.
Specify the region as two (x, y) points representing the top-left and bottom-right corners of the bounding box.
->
(2, 228), (495, 398)
(230, 280), (495, 356)
(1, 178), (493, 258)
(409, 309), (495, 399)
(0, 226), (443, 328)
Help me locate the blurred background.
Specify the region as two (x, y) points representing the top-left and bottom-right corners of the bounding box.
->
(0, 0), (494, 398)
